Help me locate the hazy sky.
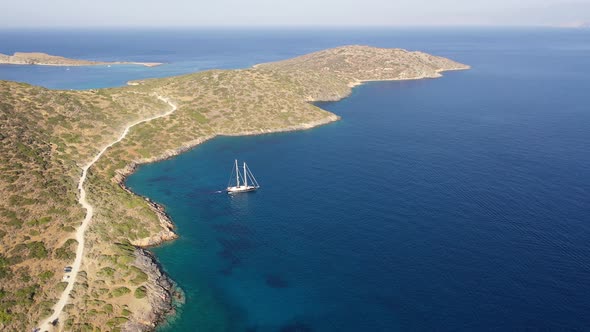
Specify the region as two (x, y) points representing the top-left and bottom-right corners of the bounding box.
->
(3, 0), (590, 27)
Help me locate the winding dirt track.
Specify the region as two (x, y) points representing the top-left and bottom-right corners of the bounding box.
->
(38, 96), (177, 331)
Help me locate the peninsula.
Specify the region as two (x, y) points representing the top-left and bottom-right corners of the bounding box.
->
(0, 45), (468, 331)
(0, 52), (162, 67)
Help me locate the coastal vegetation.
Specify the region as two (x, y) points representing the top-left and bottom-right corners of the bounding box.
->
(0, 45), (468, 331)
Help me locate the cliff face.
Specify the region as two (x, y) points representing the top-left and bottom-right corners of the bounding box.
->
(0, 45), (468, 331)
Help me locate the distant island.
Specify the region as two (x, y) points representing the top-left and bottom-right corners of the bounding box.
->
(0, 51), (162, 67)
(0, 45), (468, 331)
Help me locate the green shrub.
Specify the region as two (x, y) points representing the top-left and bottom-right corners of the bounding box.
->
(39, 301), (55, 318)
(63, 226), (76, 232)
(15, 284), (39, 305)
(129, 268), (148, 285)
(103, 304), (113, 314)
(38, 270), (54, 282)
(55, 282), (68, 292)
(0, 310), (12, 323)
(112, 287), (130, 297)
(0, 255), (10, 279)
(106, 317), (129, 327)
(134, 286), (147, 299)
(55, 239), (77, 260)
(97, 267), (115, 278)
(27, 216), (52, 227)
(27, 241), (48, 259)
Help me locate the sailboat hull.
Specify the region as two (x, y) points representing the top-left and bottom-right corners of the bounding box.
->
(227, 185), (258, 194)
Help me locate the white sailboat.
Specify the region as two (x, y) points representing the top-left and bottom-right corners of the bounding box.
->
(227, 160), (260, 194)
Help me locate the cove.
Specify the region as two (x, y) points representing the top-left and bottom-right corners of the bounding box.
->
(126, 30), (590, 331)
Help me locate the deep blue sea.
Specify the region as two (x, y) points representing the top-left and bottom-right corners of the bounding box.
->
(4, 28), (590, 331)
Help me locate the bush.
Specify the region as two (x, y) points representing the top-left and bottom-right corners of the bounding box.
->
(129, 268), (148, 285)
(112, 287), (130, 297)
(27, 241), (48, 259)
(15, 284), (39, 305)
(134, 286), (147, 299)
(0, 310), (12, 323)
(55, 282), (68, 292)
(27, 216), (52, 227)
(55, 239), (77, 260)
(106, 316), (129, 327)
(39, 270), (54, 282)
(103, 303), (113, 314)
(97, 267), (115, 278)
(0, 255), (10, 279)
(63, 226), (76, 232)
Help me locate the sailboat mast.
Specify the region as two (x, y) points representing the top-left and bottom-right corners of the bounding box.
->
(235, 159), (240, 187)
(244, 162), (248, 187)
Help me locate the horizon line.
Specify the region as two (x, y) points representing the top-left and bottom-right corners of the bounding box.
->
(1, 24), (588, 30)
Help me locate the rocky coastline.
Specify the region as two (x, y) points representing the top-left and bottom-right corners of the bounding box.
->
(106, 50), (469, 330)
(123, 248), (184, 331)
(111, 113), (341, 329)
(0, 45), (470, 331)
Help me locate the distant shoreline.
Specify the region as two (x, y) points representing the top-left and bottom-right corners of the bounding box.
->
(25, 62), (163, 67)
(0, 51), (162, 67)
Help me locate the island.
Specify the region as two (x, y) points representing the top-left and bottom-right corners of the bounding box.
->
(0, 52), (162, 67)
(0, 45), (468, 331)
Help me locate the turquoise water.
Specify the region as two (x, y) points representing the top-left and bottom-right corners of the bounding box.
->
(4, 28), (590, 331)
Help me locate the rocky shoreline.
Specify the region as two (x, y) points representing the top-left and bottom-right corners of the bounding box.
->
(111, 58), (469, 330)
(0, 45), (470, 331)
(110, 62), (472, 328)
(112, 113), (340, 329)
(123, 248), (184, 331)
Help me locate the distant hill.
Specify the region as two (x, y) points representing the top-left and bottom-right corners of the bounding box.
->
(0, 51), (162, 67)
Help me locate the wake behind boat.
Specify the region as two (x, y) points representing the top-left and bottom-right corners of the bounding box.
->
(227, 159), (260, 194)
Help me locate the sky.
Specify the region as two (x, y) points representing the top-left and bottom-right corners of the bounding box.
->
(3, 0), (590, 28)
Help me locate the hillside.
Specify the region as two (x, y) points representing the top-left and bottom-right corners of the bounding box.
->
(254, 45), (469, 100)
(0, 46), (468, 331)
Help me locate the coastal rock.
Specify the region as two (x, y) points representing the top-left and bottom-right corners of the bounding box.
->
(124, 248), (184, 331)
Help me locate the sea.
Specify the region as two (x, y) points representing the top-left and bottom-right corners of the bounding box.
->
(2, 28), (590, 331)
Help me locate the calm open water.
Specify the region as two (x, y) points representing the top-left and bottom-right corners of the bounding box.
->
(4, 28), (590, 331)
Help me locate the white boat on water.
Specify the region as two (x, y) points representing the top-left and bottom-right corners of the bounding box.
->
(227, 159), (260, 194)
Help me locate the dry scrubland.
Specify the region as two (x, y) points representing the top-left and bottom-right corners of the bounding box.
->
(0, 46), (468, 331)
